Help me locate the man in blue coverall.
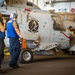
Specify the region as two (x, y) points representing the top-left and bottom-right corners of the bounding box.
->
(6, 13), (22, 69)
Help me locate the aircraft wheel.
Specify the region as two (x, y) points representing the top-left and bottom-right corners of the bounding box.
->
(19, 48), (33, 63)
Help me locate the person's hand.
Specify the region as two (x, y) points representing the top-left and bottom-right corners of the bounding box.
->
(20, 36), (23, 39)
(19, 37), (23, 44)
(20, 36), (23, 41)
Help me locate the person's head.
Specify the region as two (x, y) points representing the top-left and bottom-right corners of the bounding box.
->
(10, 13), (18, 20)
(0, 12), (2, 18)
(69, 26), (73, 31)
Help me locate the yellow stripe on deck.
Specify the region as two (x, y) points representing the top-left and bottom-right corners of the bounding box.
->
(4, 48), (10, 56)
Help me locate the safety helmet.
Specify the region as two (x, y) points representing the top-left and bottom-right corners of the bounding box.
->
(10, 13), (18, 19)
(0, 12), (2, 17)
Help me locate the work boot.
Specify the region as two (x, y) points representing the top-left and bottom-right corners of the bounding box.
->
(9, 64), (19, 69)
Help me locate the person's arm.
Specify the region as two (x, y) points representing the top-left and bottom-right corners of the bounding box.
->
(3, 19), (6, 30)
(0, 22), (6, 32)
(13, 20), (22, 38)
(68, 29), (74, 36)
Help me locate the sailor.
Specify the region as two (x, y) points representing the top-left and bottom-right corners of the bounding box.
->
(0, 12), (6, 74)
(6, 13), (22, 68)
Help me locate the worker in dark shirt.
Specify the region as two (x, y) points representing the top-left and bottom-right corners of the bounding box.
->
(0, 12), (6, 74)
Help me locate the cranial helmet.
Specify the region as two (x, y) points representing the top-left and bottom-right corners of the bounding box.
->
(10, 13), (17, 19)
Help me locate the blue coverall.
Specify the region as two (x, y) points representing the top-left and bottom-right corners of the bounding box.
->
(6, 20), (21, 66)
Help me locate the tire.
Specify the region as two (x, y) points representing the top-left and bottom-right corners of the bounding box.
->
(19, 48), (33, 63)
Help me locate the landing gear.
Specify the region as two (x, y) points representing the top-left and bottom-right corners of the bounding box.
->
(19, 48), (33, 63)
